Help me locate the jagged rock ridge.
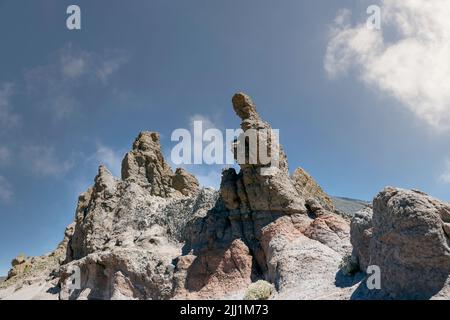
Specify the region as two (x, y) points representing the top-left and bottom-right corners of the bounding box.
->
(3, 92), (348, 300)
(2, 93), (449, 300)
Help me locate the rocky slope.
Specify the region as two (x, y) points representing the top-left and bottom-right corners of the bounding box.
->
(1, 93), (450, 300)
(331, 197), (370, 218)
(0, 224), (72, 300)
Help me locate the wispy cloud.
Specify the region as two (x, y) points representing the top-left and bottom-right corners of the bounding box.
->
(96, 54), (129, 84)
(189, 114), (216, 131)
(0, 147), (11, 165)
(0, 83), (20, 132)
(60, 49), (89, 78)
(0, 175), (13, 203)
(325, 0), (450, 130)
(22, 145), (74, 177)
(196, 169), (221, 189)
(25, 43), (129, 120)
(189, 114), (218, 163)
(439, 159), (450, 184)
(92, 144), (123, 177)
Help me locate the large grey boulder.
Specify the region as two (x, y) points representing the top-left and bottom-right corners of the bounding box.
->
(230, 93), (307, 214)
(351, 187), (450, 299)
(350, 207), (373, 271)
(292, 167), (335, 212)
(3, 92), (354, 300)
(173, 93), (351, 299)
(58, 131), (212, 300)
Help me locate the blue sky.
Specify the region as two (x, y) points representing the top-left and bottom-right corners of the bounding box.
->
(1, 0), (450, 275)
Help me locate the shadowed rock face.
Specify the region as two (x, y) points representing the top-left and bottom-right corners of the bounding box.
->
(19, 92), (450, 300)
(68, 134), (201, 263)
(350, 207), (372, 271)
(172, 93), (350, 299)
(229, 92), (307, 214)
(59, 132), (208, 300)
(5, 92), (450, 300)
(292, 167), (335, 212)
(56, 92), (349, 300)
(121, 132), (199, 197)
(5, 92), (450, 301)
(351, 187), (450, 299)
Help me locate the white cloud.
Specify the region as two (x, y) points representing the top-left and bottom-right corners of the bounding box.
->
(0, 146), (11, 165)
(325, 0), (450, 130)
(47, 94), (78, 121)
(189, 114), (218, 163)
(189, 114), (216, 130)
(59, 45), (128, 83)
(97, 54), (129, 84)
(0, 175), (13, 203)
(0, 83), (20, 131)
(196, 169), (221, 189)
(93, 144), (123, 177)
(22, 146), (73, 177)
(61, 55), (88, 78)
(25, 44), (129, 120)
(59, 44), (91, 79)
(439, 159), (450, 184)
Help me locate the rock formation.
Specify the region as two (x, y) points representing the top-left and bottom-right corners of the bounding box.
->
(0, 223), (74, 300)
(59, 133), (213, 300)
(0, 93), (351, 300)
(59, 92), (349, 300)
(172, 93), (350, 299)
(4, 92), (450, 300)
(292, 167), (335, 212)
(351, 187), (450, 299)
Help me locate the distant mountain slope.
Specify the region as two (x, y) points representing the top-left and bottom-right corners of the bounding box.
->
(0, 277), (5, 284)
(331, 196), (370, 217)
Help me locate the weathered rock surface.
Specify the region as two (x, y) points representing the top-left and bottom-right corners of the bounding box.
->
(57, 132), (214, 300)
(10, 93), (450, 300)
(121, 132), (199, 197)
(351, 187), (450, 299)
(0, 223), (74, 300)
(230, 93), (307, 214)
(1, 92), (354, 300)
(172, 93), (351, 299)
(350, 207), (373, 271)
(292, 167), (335, 212)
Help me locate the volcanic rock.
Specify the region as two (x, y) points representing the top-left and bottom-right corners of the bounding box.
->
(172, 93), (351, 299)
(292, 167), (335, 212)
(2, 92), (354, 300)
(351, 187), (450, 299)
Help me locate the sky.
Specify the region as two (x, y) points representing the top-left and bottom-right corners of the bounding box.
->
(1, 0), (450, 275)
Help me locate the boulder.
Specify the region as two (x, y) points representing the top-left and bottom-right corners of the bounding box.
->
(350, 207), (373, 271)
(173, 93), (351, 299)
(351, 187), (450, 299)
(292, 167), (335, 212)
(230, 92), (307, 214)
(3, 92), (354, 300)
(121, 131), (197, 197)
(172, 168), (199, 196)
